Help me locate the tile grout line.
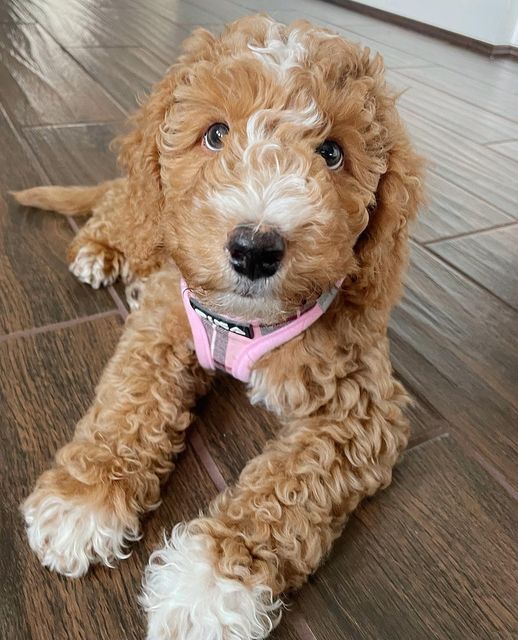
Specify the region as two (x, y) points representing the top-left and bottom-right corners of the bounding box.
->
(394, 68), (518, 126)
(423, 220), (518, 245)
(395, 96), (518, 146)
(25, 15), (130, 119)
(189, 428), (227, 493)
(23, 3), (136, 327)
(0, 310), (120, 344)
(423, 166), (518, 223)
(469, 450), (518, 501)
(406, 430), (450, 453)
(483, 137), (518, 146)
(340, 23), (518, 116)
(107, 285), (130, 320)
(421, 243), (518, 313)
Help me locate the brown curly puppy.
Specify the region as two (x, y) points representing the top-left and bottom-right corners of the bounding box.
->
(13, 15), (423, 640)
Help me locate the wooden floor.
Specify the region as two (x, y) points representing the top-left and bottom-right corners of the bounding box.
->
(1, 0), (517, 638)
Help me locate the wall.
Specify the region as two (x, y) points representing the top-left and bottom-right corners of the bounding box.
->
(352, 0), (518, 46)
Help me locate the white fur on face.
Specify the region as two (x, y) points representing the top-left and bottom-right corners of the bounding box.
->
(22, 491), (140, 578)
(209, 169), (326, 234)
(245, 102), (322, 150)
(142, 524), (282, 640)
(248, 24), (307, 78)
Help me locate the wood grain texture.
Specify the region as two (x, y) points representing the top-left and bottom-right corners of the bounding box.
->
(401, 108), (518, 219)
(296, 436), (518, 640)
(489, 139), (518, 161)
(390, 243), (518, 489)
(0, 316), (221, 640)
(23, 0), (138, 47)
(230, 0), (378, 26)
(22, 122), (129, 306)
(412, 172), (513, 244)
(70, 47), (168, 114)
(102, 6), (191, 64)
(346, 21), (518, 95)
(195, 365), (434, 490)
(194, 375), (281, 485)
(0, 107), (116, 335)
(430, 225), (518, 310)
(0, 23), (124, 126)
(0, 0), (34, 23)
(389, 70), (518, 144)
(23, 123), (121, 186)
(336, 26), (431, 68)
(398, 64), (518, 123)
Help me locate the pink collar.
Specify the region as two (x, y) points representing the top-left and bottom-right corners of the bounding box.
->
(181, 279), (342, 383)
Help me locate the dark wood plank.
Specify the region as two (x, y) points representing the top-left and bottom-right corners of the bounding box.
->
(195, 361), (436, 489)
(412, 172), (513, 244)
(430, 225), (518, 310)
(122, 0), (229, 27)
(296, 436), (518, 640)
(188, 0), (254, 23)
(194, 375), (281, 485)
(388, 70), (518, 143)
(235, 0), (385, 28)
(23, 123), (121, 186)
(489, 139), (518, 161)
(398, 65), (518, 122)
(69, 47), (168, 114)
(346, 21), (518, 95)
(0, 107), (116, 335)
(0, 23), (124, 126)
(336, 26), (431, 69)
(99, 6), (190, 65)
(22, 122), (130, 307)
(401, 108), (518, 219)
(0, 316), (220, 640)
(389, 243), (518, 489)
(0, 0), (34, 23)
(23, 0), (138, 47)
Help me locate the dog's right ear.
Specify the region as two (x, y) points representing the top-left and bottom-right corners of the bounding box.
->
(115, 28), (218, 270)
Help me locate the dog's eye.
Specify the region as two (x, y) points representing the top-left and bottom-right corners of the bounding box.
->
(203, 123), (229, 151)
(317, 140), (344, 170)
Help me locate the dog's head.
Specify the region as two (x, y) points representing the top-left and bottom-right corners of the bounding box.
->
(118, 16), (423, 322)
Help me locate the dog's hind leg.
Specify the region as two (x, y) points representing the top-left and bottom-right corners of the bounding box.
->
(21, 267), (211, 578)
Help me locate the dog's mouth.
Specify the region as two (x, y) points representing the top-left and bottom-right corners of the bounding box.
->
(233, 275), (276, 299)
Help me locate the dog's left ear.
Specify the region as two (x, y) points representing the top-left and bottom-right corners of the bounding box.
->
(116, 28), (218, 270)
(348, 112), (425, 310)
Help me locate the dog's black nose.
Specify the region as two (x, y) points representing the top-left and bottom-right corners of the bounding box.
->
(227, 225), (285, 280)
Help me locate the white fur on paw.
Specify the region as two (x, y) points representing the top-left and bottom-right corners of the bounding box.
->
(125, 277), (148, 312)
(142, 524), (282, 640)
(69, 246), (122, 289)
(23, 492), (140, 578)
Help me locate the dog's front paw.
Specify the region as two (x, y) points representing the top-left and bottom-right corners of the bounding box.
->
(22, 469), (140, 577)
(68, 242), (130, 289)
(142, 524), (282, 640)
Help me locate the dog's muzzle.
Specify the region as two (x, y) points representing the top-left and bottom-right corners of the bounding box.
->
(227, 225), (285, 280)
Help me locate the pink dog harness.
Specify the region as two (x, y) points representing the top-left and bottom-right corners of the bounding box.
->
(181, 279), (342, 383)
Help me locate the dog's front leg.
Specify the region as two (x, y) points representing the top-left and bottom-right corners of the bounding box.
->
(22, 269), (211, 578)
(143, 382), (410, 640)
